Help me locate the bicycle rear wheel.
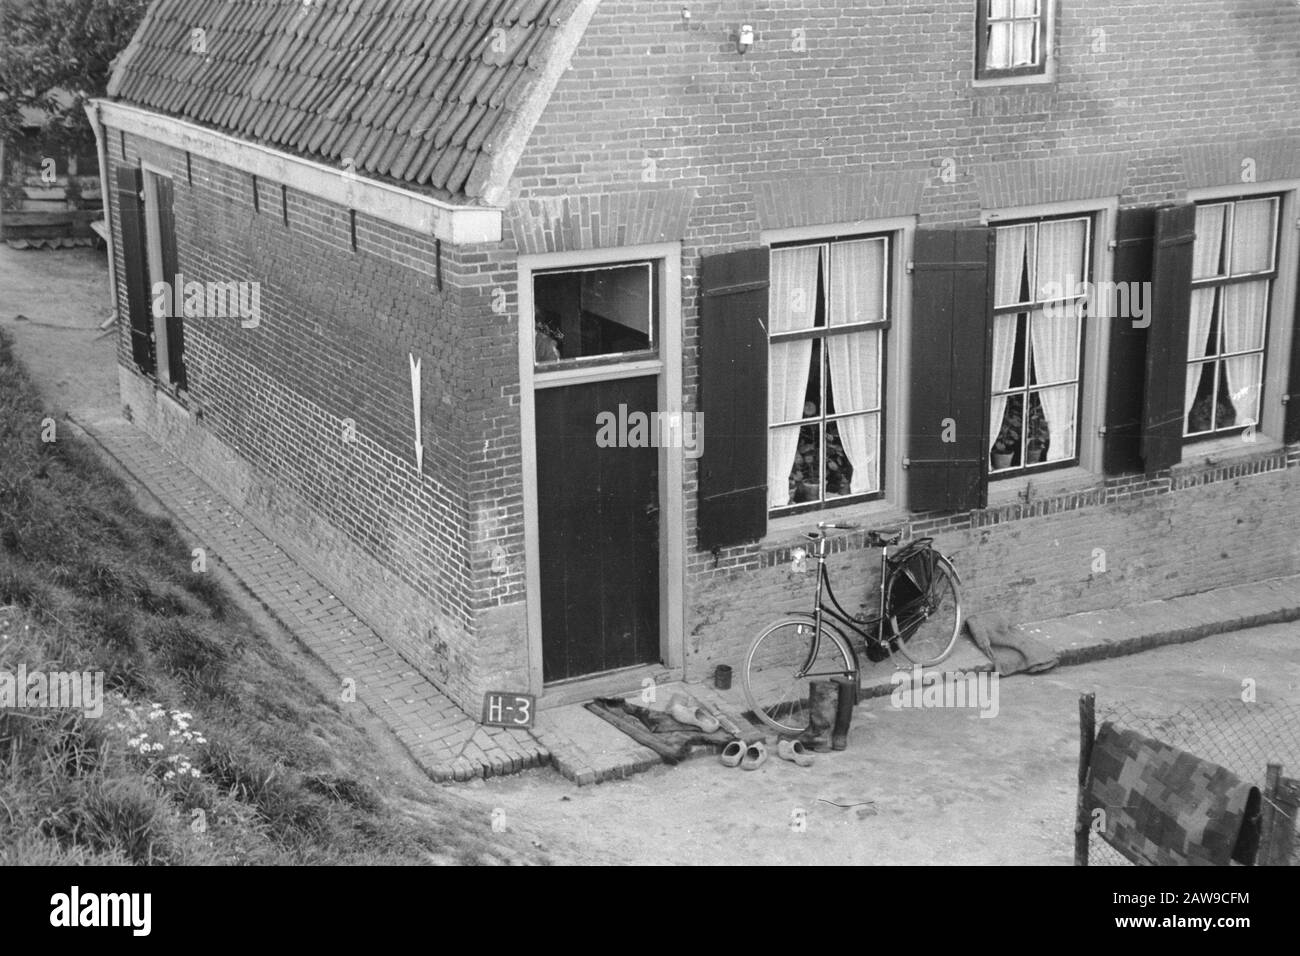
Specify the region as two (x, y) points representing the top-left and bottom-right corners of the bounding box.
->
(886, 556), (961, 667)
(742, 617), (856, 735)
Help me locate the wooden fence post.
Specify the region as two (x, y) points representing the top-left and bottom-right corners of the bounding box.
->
(1074, 692), (1096, 866)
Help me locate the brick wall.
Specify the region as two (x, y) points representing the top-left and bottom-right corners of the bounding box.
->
(103, 1), (1300, 704)
(468, 0), (1300, 678)
(102, 129), (519, 710)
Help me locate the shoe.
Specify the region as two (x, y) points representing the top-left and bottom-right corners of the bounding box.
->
(668, 693), (721, 733)
(831, 676), (856, 751)
(719, 740), (745, 767)
(777, 738), (813, 767)
(740, 741), (768, 770)
(797, 680), (838, 753)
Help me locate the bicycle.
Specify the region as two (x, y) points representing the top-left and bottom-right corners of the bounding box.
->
(742, 522), (963, 735)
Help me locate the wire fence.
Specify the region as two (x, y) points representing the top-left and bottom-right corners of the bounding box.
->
(1085, 698), (1300, 866)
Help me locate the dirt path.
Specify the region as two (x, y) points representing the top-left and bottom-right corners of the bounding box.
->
(450, 624), (1300, 865)
(0, 245), (118, 419)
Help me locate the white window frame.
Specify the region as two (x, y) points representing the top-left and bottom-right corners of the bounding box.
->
(982, 196), (1117, 496)
(973, 0), (1057, 88)
(1181, 180), (1300, 460)
(759, 216), (914, 539)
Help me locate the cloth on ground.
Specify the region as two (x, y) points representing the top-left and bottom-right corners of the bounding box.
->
(964, 612), (1058, 675)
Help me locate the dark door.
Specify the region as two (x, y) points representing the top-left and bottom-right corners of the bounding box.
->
(536, 375), (660, 682)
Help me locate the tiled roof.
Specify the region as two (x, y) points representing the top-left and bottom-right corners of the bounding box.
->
(107, 0), (584, 202)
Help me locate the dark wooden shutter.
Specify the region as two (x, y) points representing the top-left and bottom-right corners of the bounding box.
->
(1140, 203), (1196, 475)
(1102, 207), (1157, 474)
(155, 177), (187, 390)
(116, 165), (155, 376)
(906, 227), (992, 513)
(697, 248), (769, 550)
(1285, 273), (1300, 443)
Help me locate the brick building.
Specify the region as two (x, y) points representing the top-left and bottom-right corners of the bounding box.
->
(91, 1), (1300, 717)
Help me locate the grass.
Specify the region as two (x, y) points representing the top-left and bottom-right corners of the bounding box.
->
(0, 329), (549, 865)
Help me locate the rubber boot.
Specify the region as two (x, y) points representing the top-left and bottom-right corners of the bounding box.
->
(798, 680), (838, 753)
(830, 676), (856, 751)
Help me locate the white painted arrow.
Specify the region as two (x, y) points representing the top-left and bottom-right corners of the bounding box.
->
(409, 352), (423, 474)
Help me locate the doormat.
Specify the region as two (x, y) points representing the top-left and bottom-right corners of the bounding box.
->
(585, 697), (764, 764)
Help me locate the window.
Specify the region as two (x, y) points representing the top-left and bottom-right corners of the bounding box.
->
(1184, 197), (1280, 439)
(532, 261), (657, 368)
(976, 0), (1048, 80)
(141, 168), (187, 392)
(988, 215), (1090, 474)
(768, 235), (888, 513)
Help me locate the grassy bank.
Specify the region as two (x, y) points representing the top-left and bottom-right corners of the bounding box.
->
(0, 329), (546, 864)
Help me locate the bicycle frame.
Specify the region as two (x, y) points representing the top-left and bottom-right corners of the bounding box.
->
(791, 532), (890, 680)
(794, 528), (955, 679)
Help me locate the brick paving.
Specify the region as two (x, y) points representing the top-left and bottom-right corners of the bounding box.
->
(72, 414), (550, 783)
(67, 412), (1300, 787)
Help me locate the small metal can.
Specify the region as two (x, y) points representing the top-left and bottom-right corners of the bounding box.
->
(714, 664), (732, 690)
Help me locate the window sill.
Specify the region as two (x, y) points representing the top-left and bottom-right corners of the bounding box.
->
(986, 464), (1099, 507)
(970, 69), (1056, 90)
(154, 385), (191, 417)
(760, 496), (907, 551)
(1172, 434), (1285, 474)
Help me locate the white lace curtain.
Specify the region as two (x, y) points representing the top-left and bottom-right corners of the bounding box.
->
(768, 247), (821, 508)
(986, 0), (1039, 69)
(827, 241), (882, 495)
(1032, 219), (1084, 461)
(1221, 200), (1273, 426)
(990, 220), (1084, 462)
(1187, 205), (1226, 423)
(989, 225), (1028, 459)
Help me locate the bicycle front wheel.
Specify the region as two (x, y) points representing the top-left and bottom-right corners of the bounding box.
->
(886, 557), (962, 667)
(742, 617), (856, 735)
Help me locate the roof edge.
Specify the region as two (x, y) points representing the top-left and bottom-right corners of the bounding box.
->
(93, 99), (502, 245)
(471, 0), (603, 206)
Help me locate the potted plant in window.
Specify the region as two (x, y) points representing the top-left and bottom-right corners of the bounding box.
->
(1025, 401), (1049, 464)
(991, 406), (1021, 470)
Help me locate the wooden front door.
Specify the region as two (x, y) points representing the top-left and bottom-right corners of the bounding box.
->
(535, 375), (660, 682)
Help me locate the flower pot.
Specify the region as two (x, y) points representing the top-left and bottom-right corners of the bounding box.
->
(1026, 448), (1043, 464)
(992, 452), (1013, 469)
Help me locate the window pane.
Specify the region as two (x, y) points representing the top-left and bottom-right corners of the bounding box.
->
(1221, 354), (1263, 427)
(771, 246), (822, 334)
(1036, 218), (1088, 301)
(990, 0), (1013, 17)
(826, 415), (879, 498)
(1221, 281), (1268, 353)
(1185, 361), (1217, 434)
(992, 393), (1024, 470)
(828, 239), (885, 325)
(1011, 21), (1037, 66)
(769, 340), (816, 424)
(825, 330), (880, 414)
(1192, 204), (1228, 279)
(533, 263), (652, 364)
(986, 21), (1013, 69)
(1229, 198), (1277, 275)
(1028, 305), (1080, 387)
(788, 423), (822, 505)
(995, 224), (1034, 307)
(1031, 385), (1076, 462)
(768, 424), (803, 508)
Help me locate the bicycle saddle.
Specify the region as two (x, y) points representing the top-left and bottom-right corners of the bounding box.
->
(866, 528), (902, 547)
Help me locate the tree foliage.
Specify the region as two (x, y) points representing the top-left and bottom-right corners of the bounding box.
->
(0, 0), (150, 154)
